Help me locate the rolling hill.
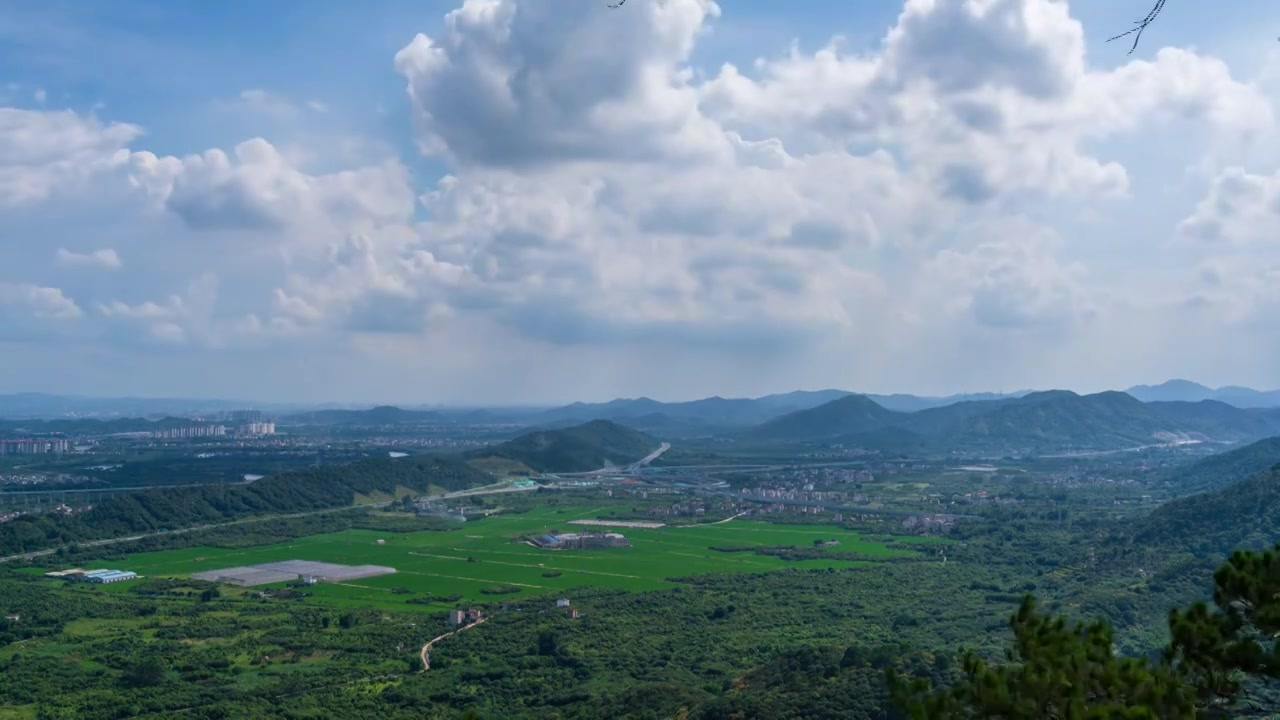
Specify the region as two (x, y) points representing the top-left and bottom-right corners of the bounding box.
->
(739, 391), (1280, 452)
(466, 420), (659, 473)
(0, 454), (490, 557)
(741, 395), (901, 442)
(1155, 436), (1280, 495)
(1135, 463), (1280, 556)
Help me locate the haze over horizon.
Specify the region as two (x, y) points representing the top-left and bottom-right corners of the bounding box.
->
(5, 0), (1280, 404)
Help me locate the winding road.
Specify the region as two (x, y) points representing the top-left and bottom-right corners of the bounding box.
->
(420, 618), (486, 671)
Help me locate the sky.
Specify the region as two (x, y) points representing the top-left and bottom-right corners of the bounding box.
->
(3, 0), (1280, 405)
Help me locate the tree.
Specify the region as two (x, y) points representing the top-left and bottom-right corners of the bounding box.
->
(887, 596), (1195, 718)
(1165, 546), (1280, 708)
(890, 544), (1280, 718)
(122, 657), (167, 688)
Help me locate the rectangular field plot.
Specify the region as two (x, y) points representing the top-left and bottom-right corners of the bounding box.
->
(190, 560), (396, 586)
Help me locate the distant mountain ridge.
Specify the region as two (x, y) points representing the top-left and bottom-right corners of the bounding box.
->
(741, 391), (1280, 452)
(531, 389), (1031, 435)
(283, 406), (445, 426)
(1126, 379), (1280, 408)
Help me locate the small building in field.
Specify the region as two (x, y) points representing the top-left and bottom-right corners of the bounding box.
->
(67, 569), (138, 584)
(568, 608), (580, 619)
(531, 532), (630, 550)
(556, 598), (571, 608)
(449, 608), (483, 627)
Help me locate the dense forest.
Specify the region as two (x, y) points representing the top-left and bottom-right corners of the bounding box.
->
(0, 455), (488, 557)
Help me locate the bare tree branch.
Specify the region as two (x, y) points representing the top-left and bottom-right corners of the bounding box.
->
(1107, 0), (1167, 53)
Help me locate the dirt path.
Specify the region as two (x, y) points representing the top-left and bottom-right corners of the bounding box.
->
(420, 618), (486, 671)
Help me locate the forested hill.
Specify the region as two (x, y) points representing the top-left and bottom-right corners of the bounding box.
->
(1134, 464), (1280, 556)
(742, 390), (1280, 451)
(0, 455), (488, 557)
(1156, 436), (1280, 495)
(466, 420), (658, 473)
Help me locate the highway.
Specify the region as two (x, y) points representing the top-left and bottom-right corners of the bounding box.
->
(627, 442), (671, 471)
(557, 442), (672, 477)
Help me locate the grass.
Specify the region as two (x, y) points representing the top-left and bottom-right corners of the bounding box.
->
(103, 506), (927, 610)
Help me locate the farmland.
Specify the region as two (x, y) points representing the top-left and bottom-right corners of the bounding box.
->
(104, 505), (932, 609)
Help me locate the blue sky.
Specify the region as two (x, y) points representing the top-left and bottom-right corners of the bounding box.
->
(3, 0), (1280, 404)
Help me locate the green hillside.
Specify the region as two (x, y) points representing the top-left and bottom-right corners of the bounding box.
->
(0, 455), (488, 557)
(933, 391), (1164, 450)
(467, 419), (659, 473)
(1135, 464), (1280, 556)
(1156, 436), (1280, 495)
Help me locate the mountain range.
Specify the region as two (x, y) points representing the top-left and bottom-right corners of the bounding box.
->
(1124, 379), (1280, 408)
(739, 391), (1280, 452)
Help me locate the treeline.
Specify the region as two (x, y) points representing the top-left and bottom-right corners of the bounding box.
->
(35, 508), (466, 566)
(0, 455), (488, 557)
(0, 416), (215, 437)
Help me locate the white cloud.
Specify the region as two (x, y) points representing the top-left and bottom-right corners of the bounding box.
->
(128, 138), (414, 233)
(56, 248), (123, 270)
(3, 0), (1280, 400)
(394, 0), (728, 167)
(1179, 167), (1280, 244)
(0, 282), (82, 324)
(0, 108), (141, 207)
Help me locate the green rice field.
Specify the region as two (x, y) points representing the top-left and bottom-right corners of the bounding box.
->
(103, 506), (932, 609)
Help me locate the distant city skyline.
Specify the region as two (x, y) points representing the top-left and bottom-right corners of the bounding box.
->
(4, 0), (1280, 403)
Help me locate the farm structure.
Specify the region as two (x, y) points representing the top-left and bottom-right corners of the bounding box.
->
(530, 532), (630, 550)
(45, 568), (138, 584)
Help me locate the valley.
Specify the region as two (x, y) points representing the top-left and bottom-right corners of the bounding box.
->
(2, 390), (1280, 718)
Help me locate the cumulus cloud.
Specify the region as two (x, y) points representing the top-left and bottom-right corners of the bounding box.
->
(1179, 167), (1280, 244)
(380, 0), (1241, 356)
(0, 283), (83, 341)
(56, 248), (123, 270)
(0, 108), (141, 206)
(3, 0), (1278, 399)
(698, 0), (1268, 203)
(394, 0), (727, 167)
(128, 138), (414, 233)
(96, 273), (263, 348)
